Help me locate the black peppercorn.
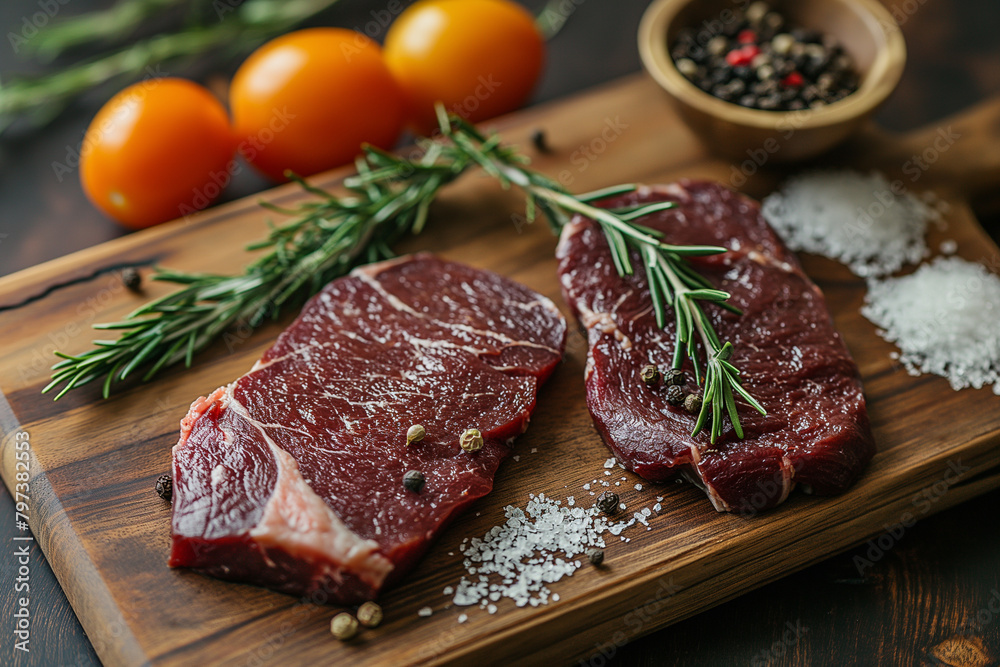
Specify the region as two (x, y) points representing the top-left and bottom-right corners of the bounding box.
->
(673, 7), (860, 112)
(791, 27), (821, 44)
(712, 85), (735, 102)
(596, 491), (620, 515)
(403, 470), (425, 493)
(732, 66), (753, 83)
(155, 474), (172, 501)
(587, 548), (605, 566)
(666, 384), (685, 406)
(531, 129), (552, 154)
(121, 268), (142, 292)
(664, 368), (685, 386)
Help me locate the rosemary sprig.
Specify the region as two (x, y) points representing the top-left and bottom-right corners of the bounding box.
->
(46, 107), (764, 442)
(43, 143), (470, 400)
(427, 110), (765, 442)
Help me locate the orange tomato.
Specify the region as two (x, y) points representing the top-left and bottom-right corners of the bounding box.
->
(80, 78), (235, 229)
(229, 28), (405, 182)
(384, 0), (545, 133)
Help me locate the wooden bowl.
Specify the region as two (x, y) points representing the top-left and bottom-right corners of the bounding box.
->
(638, 0), (906, 162)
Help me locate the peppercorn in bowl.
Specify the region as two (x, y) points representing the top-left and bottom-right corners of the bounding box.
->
(638, 0), (905, 162)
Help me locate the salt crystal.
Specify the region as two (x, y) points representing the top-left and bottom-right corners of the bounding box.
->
(441, 487), (660, 617)
(458, 613), (468, 624)
(531, 448), (537, 453)
(604, 470), (611, 476)
(762, 170), (933, 277)
(513, 455), (520, 462)
(604, 458), (616, 468)
(583, 483), (591, 490)
(634, 483), (643, 491)
(940, 239), (958, 255)
(418, 607), (433, 617)
(863, 256), (1000, 392)
(443, 586), (454, 595)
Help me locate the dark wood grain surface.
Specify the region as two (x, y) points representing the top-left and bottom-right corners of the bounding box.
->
(1, 1), (999, 666)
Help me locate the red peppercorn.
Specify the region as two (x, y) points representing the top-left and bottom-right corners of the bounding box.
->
(726, 45), (760, 67)
(737, 29), (757, 44)
(781, 71), (804, 87)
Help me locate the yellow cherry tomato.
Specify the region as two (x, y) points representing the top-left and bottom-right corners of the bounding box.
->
(384, 0), (546, 133)
(229, 28), (405, 182)
(80, 78), (235, 229)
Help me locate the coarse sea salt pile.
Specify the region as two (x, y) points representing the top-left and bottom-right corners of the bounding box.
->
(762, 170), (935, 277)
(862, 256), (1000, 394)
(449, 494), (607, 612)
(439, 472), (655, 618)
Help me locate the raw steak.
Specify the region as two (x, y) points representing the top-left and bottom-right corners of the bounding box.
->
(170, 254), (566, 602)
(556, 181), (875, 515)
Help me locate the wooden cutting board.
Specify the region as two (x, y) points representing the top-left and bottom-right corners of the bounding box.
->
(3, 74), (1000, 666)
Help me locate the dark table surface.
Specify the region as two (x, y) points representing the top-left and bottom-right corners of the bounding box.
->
(2, 1), (1000, 665)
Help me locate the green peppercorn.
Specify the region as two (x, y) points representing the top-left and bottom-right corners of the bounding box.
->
(356, 601), (383, 628)
(330, 612), (359, 641)
(460, 428), (483, 453)
(683, 393), (703, 415)
(640, 365), (660, 386)
(406, 424), (425, 446)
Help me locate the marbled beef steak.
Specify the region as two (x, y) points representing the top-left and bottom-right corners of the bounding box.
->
(170, 254), (566, 602)
(557, 181), (874, 514)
